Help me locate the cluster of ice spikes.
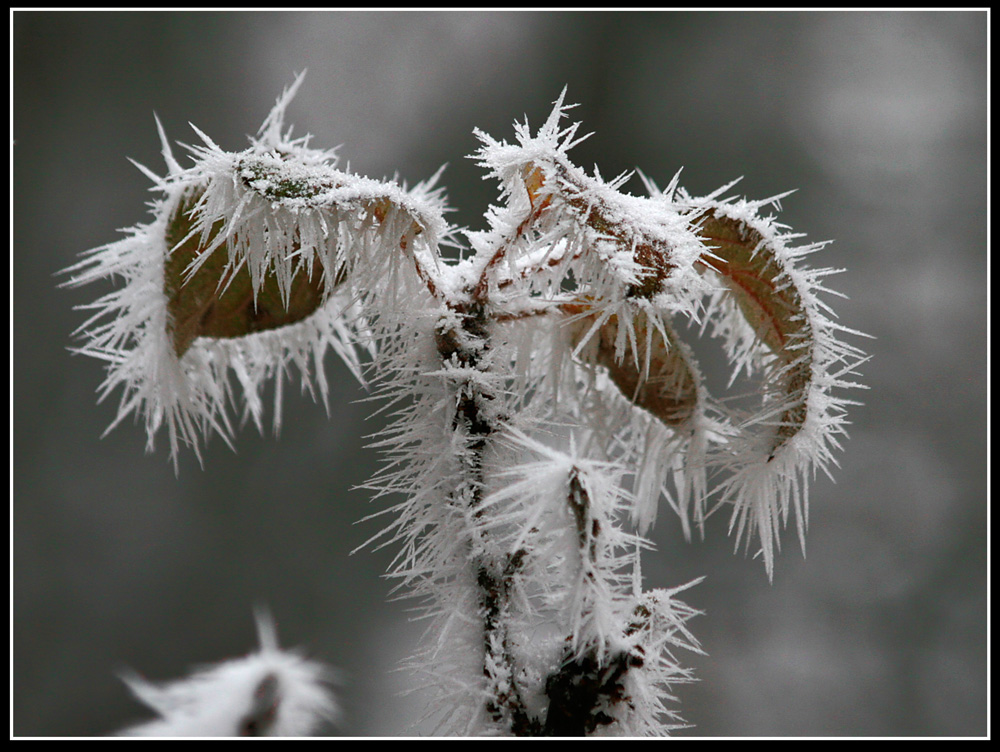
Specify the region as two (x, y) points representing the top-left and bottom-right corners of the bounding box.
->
(65, 74), (865, 736)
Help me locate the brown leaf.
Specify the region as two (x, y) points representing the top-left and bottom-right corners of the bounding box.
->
(691, 208), (812, 452)
(567, 304), (699, 429)
(164, 189), (330, 358)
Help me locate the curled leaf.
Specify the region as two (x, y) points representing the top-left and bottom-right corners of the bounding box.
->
(691, 207), (813, 455)
(566, 304), (699, 430)
(164, 188), (330, 358)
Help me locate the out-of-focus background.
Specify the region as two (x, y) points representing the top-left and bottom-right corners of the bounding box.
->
(13, 10), (987, 737)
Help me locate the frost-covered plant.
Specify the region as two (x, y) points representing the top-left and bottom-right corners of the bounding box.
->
(63, 74), (866, 736)
(118, 610), (338, 737)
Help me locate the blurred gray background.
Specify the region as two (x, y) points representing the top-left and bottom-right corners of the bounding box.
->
(13, 11), (987, 737)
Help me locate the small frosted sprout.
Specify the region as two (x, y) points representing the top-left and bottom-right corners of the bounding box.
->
(67, 76), (866, 735)
(118, 611), (338, 737)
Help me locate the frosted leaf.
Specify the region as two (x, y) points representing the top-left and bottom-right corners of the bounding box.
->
(62, 74), (453, 468)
